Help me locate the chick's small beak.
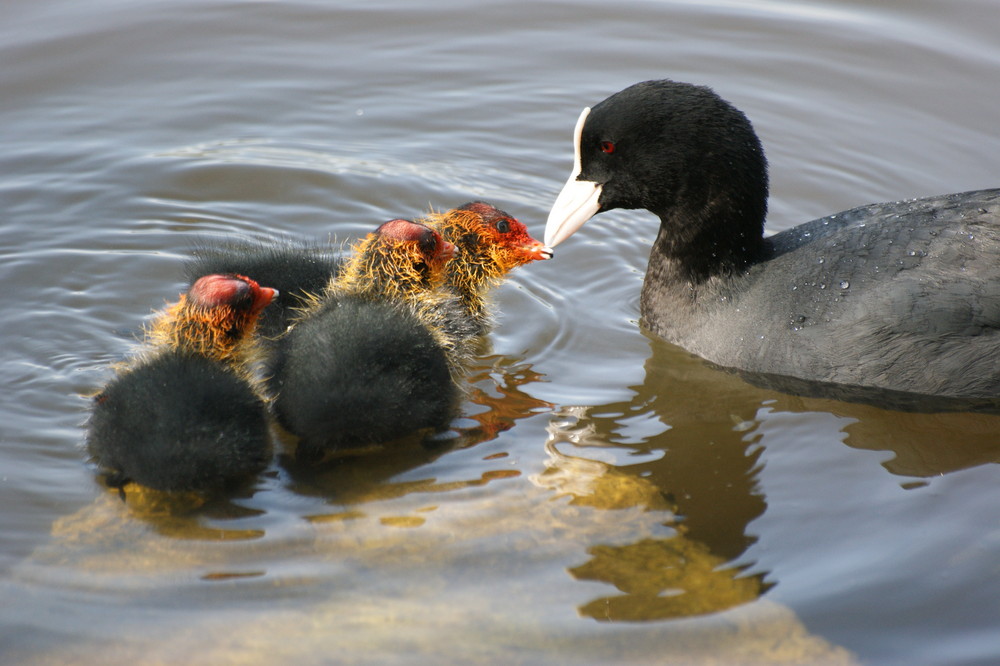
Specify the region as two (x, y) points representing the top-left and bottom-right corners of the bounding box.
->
(441, 241), (459, 261)
(522, 240), (553, 262)
(253, 287), (279, 314)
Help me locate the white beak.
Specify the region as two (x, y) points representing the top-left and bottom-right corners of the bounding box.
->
(544, 107), (603, 247)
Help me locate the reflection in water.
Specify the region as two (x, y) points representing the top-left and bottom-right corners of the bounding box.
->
(532, 436), (674, 512)
(99, 484), (266, 541)
(834, 407), (1000, 478)
(533, 435), (769, 621)
(547, 346), (769, 563)
(636, 330), (1000, 479)
(734, 368), (1000, 477)
(36, 491), (266, 578)
(10, 352), (855, 664)
(636, 332), (1000, 474)
(285, 354), (551, 509)
(570, 537), (763, 622)
(542, 331), (1000, 625)
(461, 355), (554, 442)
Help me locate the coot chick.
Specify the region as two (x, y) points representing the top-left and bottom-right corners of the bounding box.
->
(87, 274), (277, 493)
(546, 79), (1000, 401)
(185, 238), (339, 338)
(426, 201), (552, 332)
(268, 219), (466, 461)
(314, 217), (479, 361)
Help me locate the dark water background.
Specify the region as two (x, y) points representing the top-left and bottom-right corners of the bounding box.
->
(3, 1), (1000, 663)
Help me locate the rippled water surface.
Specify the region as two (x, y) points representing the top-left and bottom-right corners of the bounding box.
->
(4, 1), (1000, 664)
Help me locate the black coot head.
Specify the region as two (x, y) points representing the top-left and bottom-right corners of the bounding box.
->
(546, 79), (769, 252)
(595, 82), (761, 209)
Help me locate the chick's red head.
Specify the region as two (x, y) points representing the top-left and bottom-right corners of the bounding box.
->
(188, 274), (278, 319)
(376, 218), (458, 279)
(456, 202), (552, 266)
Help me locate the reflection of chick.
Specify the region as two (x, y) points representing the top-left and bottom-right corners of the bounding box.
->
(87, 274), (277, 493)
(268, 219), (467, 461)
(426, 201), (552, 332)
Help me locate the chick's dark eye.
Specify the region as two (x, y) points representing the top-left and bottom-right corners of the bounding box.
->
(418, 232), (437, 257)
(495, 219), (510, 233)
(600, 141), (616, 154)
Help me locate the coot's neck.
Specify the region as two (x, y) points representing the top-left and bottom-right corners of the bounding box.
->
(640, 204), (766, 338)
(653, 198), (766, 277)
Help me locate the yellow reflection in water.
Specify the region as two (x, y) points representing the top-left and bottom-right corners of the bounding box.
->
(13, 356), (859, 664)
(533, 442), (672, 512)
(571, 536), (763, 622)
(97, 484), (265, 541)
(532, 436), (767, 621)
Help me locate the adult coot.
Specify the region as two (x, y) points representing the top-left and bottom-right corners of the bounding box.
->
(87, 274), (277, 492)
(545, 79), (1000, 401)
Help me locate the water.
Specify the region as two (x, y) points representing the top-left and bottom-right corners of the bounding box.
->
(3, 0), (1000, 663)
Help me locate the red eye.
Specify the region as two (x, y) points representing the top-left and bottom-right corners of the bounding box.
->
(600, 141), (616, 154)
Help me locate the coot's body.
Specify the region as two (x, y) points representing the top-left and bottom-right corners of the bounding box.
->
(643, 191), (1000, 398)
